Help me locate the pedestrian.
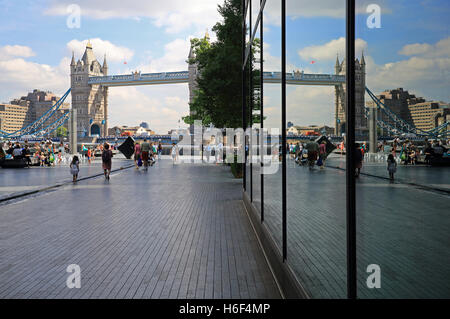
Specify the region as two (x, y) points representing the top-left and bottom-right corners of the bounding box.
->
(102, 143), (113, 180)
(318, 140), (327, 169)
(171, 142), (178, 165)
(205, 143), (211, 163)
(141, 139), (150, 170)
(134, 141), (141, 170)
(387, 154), (397, 181)
(157, 141), (163, 160)
(305, 140), (319, 170)
(355, 143), (363, 178)
(70, 155), (80, 182)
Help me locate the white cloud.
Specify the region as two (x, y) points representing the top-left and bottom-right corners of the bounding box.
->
(67, 38), (134, 63)
(45, 0), (221, 34)
(137, 38), (192, 73)
(0, 45), (69, 103)
(298, 37), (368, 62)
(262, 0), (391, 25)
(398, 36), (450, 59)
(108, 85), (190, 133)
(0, 45), (35, 60)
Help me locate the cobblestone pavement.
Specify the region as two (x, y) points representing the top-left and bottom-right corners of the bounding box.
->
(0, 160), (281, 299)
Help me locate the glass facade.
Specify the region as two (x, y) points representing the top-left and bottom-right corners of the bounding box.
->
(243, 0), (450, 299)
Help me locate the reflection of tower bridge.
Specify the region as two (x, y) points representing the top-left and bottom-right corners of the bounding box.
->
(1, 42), (448, 140)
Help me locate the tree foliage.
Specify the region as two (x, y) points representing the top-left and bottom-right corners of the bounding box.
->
(183, 0), (260, 128)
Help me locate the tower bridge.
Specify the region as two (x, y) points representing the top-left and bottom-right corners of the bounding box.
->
(2, 40), (446, 141)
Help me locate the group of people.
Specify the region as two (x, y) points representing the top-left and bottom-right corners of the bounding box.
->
(0, 140), (70, 167)
(133, 139), (163, 170)
(70, 142), (114, 182)
(291, 140), (328, 170)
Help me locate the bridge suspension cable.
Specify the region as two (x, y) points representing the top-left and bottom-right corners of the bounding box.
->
(0, 88), (71, 139)
(365, 87), (449, 138)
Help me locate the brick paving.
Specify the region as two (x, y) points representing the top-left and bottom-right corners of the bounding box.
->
(0, 160), (281, 299)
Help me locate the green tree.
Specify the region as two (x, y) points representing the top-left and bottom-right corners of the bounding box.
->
(183, 0), (260, 128)
(56, 126), (68, 137)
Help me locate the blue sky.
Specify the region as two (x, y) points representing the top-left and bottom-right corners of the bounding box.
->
(0, 0), (448, 131)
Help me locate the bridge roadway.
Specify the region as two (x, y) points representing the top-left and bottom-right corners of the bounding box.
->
(88, 71), (345, 87)
(0, 159), (281, 299)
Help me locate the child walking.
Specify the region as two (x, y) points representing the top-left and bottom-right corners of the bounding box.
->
(387, 154), (397, 181)
(70, 155), (80, 182)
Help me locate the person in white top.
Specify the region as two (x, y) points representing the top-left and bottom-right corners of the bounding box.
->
(171, 142), (178, 165)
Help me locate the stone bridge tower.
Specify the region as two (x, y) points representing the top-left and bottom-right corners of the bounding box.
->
(70, 41), (108, 137)
(334, 52), (367, 137)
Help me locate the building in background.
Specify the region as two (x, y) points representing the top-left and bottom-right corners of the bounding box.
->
(108, 125), (155, 137)
(0, 103), (34, 134)
(1, 89), (70, 136)
(287, 125), (334, 136)
(366, 88), (449, 134)
(139, 122), (149, 129)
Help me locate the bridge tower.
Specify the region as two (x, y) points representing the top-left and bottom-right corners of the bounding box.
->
(334, 52), (367, 137)
(70, 41), (108, 137)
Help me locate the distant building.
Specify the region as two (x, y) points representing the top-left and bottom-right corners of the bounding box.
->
(0, 103), (34, 134)
(366, 88), (449, 133)
(108, 125), (155, 136)
(2, 89), (70, 136)
(140, 122), (149, 129)
(287, 125), (334, 136)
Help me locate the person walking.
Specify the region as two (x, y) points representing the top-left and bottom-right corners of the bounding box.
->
(171, 142), (178, 165)
(157, 141), (163, 160)
(355, 143), (363, 178)
(70, 155), (80, 182)
(134, 141), (141, 170)
(102, 143), (113, 180)
(205, 143), (211, 163)
(318, 140), (327, 169)
(387, 154), (397, 181)
(141, 139), (150, 171)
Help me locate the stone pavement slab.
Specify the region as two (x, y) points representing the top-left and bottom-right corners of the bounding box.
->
(0, 160), (281, 299)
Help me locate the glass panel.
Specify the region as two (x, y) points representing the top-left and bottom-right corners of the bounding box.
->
(245, 57), (252, 195)
(356, 0), (450, 298)
(285, 0), (347, 298)
(262, 0), (283, 250)
(252, 18), (262, 211)
(252, 0), (261, 34)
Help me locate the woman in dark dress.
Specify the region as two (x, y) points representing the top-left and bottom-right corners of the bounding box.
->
(102, 143), (113, 180)
(355, 143), (363, 178)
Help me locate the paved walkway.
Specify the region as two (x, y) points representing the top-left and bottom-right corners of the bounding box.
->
(0, 156), (131, 200)
(0, 160), (281, 299)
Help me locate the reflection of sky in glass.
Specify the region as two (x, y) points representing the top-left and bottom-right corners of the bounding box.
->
(259, 0), (449, 128)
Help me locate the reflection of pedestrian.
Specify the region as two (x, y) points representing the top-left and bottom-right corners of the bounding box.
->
(387, 154), (397, 181)
(318, 141), (326, 169)
(355, 143), (363, 178)
(205, 143), (211, 163)
(305, 140), (319, 170)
